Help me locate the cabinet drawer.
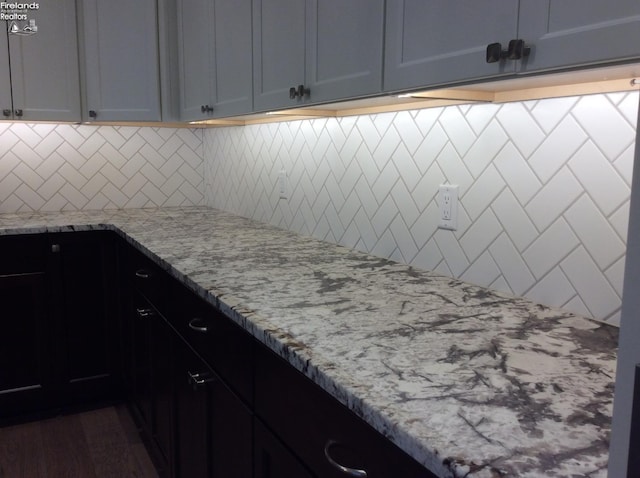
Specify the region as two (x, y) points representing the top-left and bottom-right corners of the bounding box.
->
(255, 345), (436, 478)
(0, 234), (48, 274)
(126, 246), (167, 313)
(170, 282), (253, 404)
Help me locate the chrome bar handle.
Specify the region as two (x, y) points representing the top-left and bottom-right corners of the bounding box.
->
(188, 371), (215, 391)
(188, 317), (209, 333)
(324, 440), (367, 477)
(135, 269), (151, 279)
(136, 307), (155, 319)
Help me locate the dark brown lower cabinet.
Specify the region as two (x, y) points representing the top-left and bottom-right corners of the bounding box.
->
(255, 344), (437, 478)
(50, 231), (121, 406)
(174, 336), (210, 478)
(0, 232), (120, 422)
(254, 419), (314, 478)
(173, 329), (253, 478)
(0, 269), (52, 419)
(151, 304), (175, 477)
(2, 231), (436, 478)
(127, 256), (253, 478)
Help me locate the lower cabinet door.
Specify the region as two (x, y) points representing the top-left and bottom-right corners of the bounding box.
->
(255, 345), (436, 477)
(175, 337), (210, 478)
(51, 231), (120, 405)
(131, 294), (154, 433)
(254, 419), (314, 478)
(209, 379), (253, 478)
(0, 271), (52, 420)
(174, 334), (254, 478)
(151, 309), (175, 477)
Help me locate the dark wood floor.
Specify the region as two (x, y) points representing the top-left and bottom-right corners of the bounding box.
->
(0, 405), (159, 478)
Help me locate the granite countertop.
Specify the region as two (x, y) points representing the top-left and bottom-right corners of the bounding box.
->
(0, 206), (618, 478)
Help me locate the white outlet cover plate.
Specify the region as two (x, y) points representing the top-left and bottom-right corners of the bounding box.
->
(438, 184), (458, 230)
(278, 170), (288, 199)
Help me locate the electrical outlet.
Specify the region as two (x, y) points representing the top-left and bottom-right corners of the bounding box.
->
(438, 184), (458, 230)
(278, 170), (288, 199)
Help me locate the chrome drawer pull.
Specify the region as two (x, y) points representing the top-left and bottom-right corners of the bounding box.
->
(188, 371), (215, 390)
(135, 269), (151, 279)
(136, 307), (155, 319)
(189, 317), (209, 333)
(324, 440), (367, 477)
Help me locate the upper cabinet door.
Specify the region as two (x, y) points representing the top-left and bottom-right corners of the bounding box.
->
(177, 0), (216, 121)
(305, 0), (384, 104)
(253, 0), (306, 112)
(0, 30), (12, 120)
(384, 0), (519, 93)
(4, 0), (81, 122)
(81, 0), (162, 122)
(519, 0), (640, 73)
(212, 0), (253, 117)
(177, 0), (252, 121)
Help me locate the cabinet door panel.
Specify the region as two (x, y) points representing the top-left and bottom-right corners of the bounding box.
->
(170, 283), (254, 404)
(384, 0), (518, 92)
(53, 232), (120, 404)
(151, 308), (175, 475)
(174, 337), (210, 478)
(253, 0), (305, 112)
(306, 0), (383, 103)
(131, 294), (154, 430)
(256, 345), (436, 477)
(0, 272), (51, 418)
(519, 0), (640, 73)
(177, 0), (215, 121)
(81, 0), (161, 121)
(6, 0), (81, 121)
(254, 419), (314, 478)
(0, 30), (13, 117)
(212, 0), (253, 117)
(209, 378), (253, 478)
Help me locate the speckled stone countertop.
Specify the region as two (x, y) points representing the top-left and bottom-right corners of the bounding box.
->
(0, 206), (618, 478)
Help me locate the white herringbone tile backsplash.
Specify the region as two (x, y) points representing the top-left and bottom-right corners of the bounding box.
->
(203, 92), (640, 324)
(0, 123), (204, 212)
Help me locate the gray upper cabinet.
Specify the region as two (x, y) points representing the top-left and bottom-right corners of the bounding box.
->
(384, 1), (519, 93)
(385, 0), (640, 94)
(519, 0), (640, 73)
(177, 0), (253, 121)
(0, 29), (11, 119)
(0, 0), (81, 122)
(80, 0), (162, 122)
(253, 0), (305, 112)
(253, 0), (384, 113)
(305, 0), (384, 104)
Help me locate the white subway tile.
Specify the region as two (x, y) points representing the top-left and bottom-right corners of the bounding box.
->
(523, 218), (579, 279)
(575, 95), (636, 160)
(439, 106), (476, 156)
(496, 102), (545, 157)
(525, 169), (582, 231)
(491, 189), (538, 251)
(568, 141), (629, 216)
(526, 267), (575, 308)
(530, 96), (579, 134)
(493, 142), (541, 205)
(459, 208), (502, 262)
(461, 164), (505, 221)
(565, 195), (625, 269)
(461, 251), (501, 287)
(528, 115), (587, 183)
(561, 247), (621, 319)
